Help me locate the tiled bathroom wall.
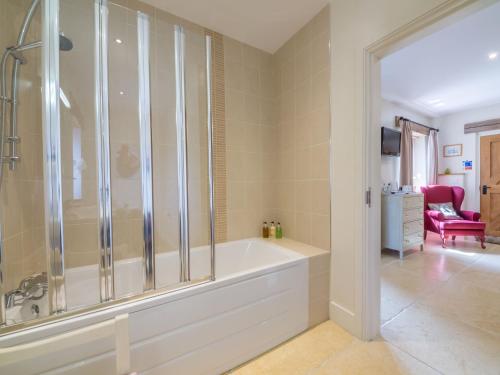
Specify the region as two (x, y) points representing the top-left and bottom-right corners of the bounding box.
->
(224, 37), (278, 241)
(273, 8), (331, 250)
(224, 7), (331, 251)
(0, 0), (331, 294)
(221, 11), (331, 326)
(0, 0), (46, 291)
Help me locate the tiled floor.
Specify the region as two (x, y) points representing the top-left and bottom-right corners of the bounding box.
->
(230, 233), (500, 374)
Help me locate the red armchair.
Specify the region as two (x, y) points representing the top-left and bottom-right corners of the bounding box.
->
(421, 185), (486, 249)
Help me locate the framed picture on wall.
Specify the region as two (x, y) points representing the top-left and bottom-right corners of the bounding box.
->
(443, 144), (463, 157)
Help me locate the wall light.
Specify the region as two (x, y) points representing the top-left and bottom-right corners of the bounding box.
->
(488, 52), (498, 60)
(115, 38), (123, 44)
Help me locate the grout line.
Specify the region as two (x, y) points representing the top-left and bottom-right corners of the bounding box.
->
(381, 245), (487, 328)
(385, 340), (445, 375)
(381, 240), (498, 372)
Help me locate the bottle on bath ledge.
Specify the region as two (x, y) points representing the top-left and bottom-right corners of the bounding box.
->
(269, 221), (276, 238)
(262, 221), (269, 238)
(275, 222), (282, 239)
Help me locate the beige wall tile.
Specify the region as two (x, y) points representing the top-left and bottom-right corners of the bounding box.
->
(245, 152), (263, 181)
(259, 69), (275, 99)
(226, 120), (246, 151)
(279, 120), (295, 153)
(244, 94), (261, 124)
(295, 148), (311, 180)
(311, 6), (330, 36)
(311, 214), (331, 250)
(295, 212), (312, 244)
(281, 59), (295, 92)
(310, 143), (330, 180)
(244, 125), (263, 153)
(224, 35), (275, 236)
(272, 5), (331, 251)
(311, 107), (331, 145)
(226, 89), (245, 121)
(227, 150), (247, 181)
(228, 181), (246, 210)
(277, 181), (295, 212)
(295, 114), (313, 150)
(295, 79), (312, 119)
(312, 68), (330, 111)
(225, 61), (244, 90)
(280, 151), (296, 180)
(311, 31), (330, 74)
(224, 37), (243, 64)
(243, 45), (264, 70)
(311, 180), (330, 215)
(279, 90), (295, 124)
(295, 181), (312, 213)
(243, 67), (260, 95)
(295, 44), (312, 84)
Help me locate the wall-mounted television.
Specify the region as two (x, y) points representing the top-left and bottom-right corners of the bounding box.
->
(381, 127), (401, 156)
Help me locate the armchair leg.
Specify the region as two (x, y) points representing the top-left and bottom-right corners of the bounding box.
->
(441, 234), (448, 248)
(452, 235), (456, 241)
(480, 236), (486, 249)
(423, 230), (427, 240)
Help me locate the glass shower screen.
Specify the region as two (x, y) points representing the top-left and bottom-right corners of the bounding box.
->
(0, 0), (215, 331)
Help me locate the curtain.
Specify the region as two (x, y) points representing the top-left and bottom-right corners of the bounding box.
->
(399, 119), (413, 187)
(426, 129), (438, 185)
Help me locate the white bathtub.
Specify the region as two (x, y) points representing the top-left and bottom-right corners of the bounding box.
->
(1, 238), (309, 375)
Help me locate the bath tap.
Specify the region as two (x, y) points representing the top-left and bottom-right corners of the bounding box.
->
(5, 272), (48, 308)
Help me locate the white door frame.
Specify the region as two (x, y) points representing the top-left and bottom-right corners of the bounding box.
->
(361, 0), (495, 339)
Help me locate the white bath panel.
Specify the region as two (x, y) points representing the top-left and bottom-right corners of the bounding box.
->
(0, 239), (309, 375)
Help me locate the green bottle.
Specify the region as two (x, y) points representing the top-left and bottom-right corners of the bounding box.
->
(275, 222), (283, 239)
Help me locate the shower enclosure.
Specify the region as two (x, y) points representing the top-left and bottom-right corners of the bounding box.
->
(0, 0), (215, 332)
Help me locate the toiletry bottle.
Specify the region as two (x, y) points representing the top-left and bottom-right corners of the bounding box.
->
(270, 221), (276, 238)
(276, 222), (282, 239)
(262, 222), (269, 238)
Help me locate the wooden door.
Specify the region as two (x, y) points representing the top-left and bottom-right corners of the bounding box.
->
(480, 134), (500, 236)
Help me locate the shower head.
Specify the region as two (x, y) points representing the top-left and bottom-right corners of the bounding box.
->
(59, 34), (73, 51)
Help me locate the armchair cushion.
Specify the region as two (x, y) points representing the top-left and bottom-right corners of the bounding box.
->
(439, 220), (486, 231)
(460, 210), (481, 222)
(428, 202), (461, 219)
(425, 210), (445, 221)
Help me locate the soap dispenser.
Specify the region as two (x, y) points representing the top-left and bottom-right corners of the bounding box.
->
(276, 222), (282, 239)
(262, 222), (269, 238)
(269, 221), (276, 238)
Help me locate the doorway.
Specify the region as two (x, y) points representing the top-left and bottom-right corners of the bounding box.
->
(480, 134), (500, 236)
(363, 0), (500, 372)
(363, 0), (499, 339)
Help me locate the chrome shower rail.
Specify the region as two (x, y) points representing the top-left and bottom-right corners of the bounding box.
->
(42, 0), (66, 314)
(137, 12), (155, 291)
(175, 25), (190, 283)
(95, 0), (114, 302)
(206, 35), (216, 281)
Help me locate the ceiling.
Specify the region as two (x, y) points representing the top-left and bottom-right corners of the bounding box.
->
(141, 0), (329, 53)
(381, 1), (500, 118)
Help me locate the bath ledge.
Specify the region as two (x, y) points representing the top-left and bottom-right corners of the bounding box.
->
(262, 238), (329, 258)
